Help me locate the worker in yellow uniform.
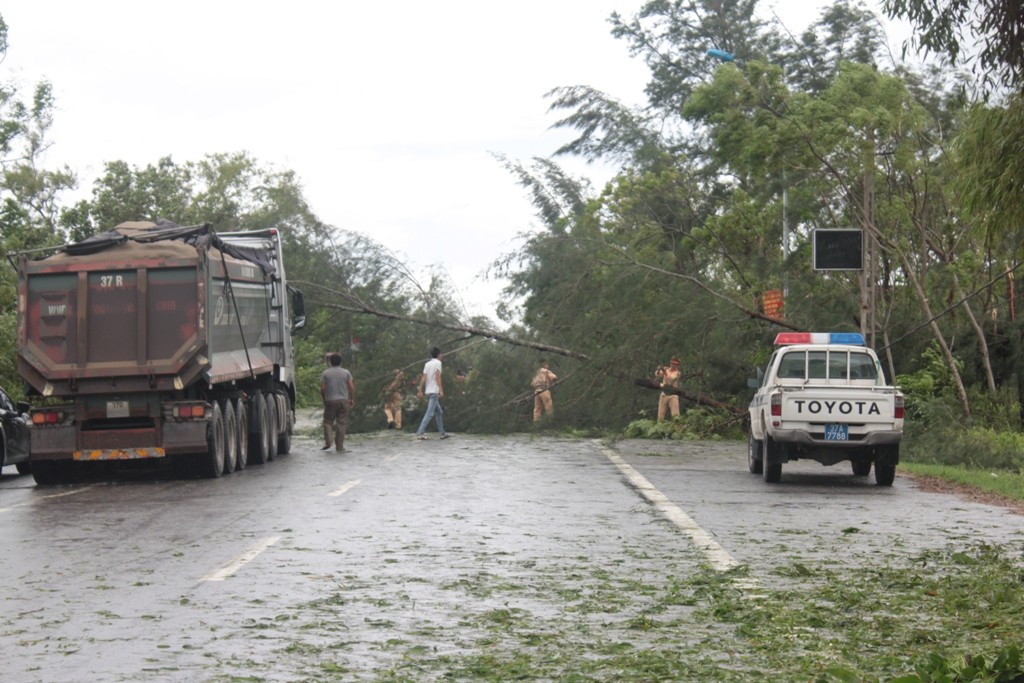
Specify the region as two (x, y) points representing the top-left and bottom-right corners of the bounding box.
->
(531, 361), (557, 422)
(383, 369), (404, 430)
(655, 357), (682, 422)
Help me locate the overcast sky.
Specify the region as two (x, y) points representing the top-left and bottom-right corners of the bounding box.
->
(2, 1), (899, 320)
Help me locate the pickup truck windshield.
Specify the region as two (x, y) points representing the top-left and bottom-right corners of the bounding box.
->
(776, 350), (878, 381)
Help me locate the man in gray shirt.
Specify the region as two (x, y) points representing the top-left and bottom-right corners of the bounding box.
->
(320, 353), (356, 451)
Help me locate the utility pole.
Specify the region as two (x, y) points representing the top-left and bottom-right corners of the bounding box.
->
(860, 133), (876, 347)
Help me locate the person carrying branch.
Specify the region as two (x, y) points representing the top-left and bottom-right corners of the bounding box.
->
(531, 360), (557, 422)
(655, 357), (682, 422)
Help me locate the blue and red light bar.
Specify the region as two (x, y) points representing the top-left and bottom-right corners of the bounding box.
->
(774, 332), (866, 346)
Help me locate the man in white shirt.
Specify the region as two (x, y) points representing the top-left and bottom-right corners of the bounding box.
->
(415, 347), (448, 440)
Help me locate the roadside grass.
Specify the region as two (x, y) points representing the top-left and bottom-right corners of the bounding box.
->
(901, 462), (1024, 503)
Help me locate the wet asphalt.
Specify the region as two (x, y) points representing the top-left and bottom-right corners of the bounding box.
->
(0, 422), (1021, 682)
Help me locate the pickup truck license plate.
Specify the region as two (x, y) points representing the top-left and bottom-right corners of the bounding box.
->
(824, 424), (848, 441)
(106, 400), (129, 418)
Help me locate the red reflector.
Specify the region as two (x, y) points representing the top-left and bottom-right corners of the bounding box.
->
(177, 405), (206, 418)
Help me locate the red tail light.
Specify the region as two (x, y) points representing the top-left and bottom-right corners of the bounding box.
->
(894, 395), (905, 420)
(32, 410), (64, 425)
(770, 394), (782, 417)
(176, 405), (206, 418)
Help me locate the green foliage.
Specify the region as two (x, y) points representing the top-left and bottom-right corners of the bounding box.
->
(904, 426), (1024, 471)
(0, 310), (18, 395)
(896, 343), (963, 426)
(904, 643), (1024, 682)
(902, 462), (1024, 502)
(884, 0), (1024, 92)
(624, 408), (745, 441)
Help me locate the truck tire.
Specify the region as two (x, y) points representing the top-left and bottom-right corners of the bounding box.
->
(221, 400), (237, 475)
(32, 461), (70, 486)
(235, 397), (248, 470)
(276, 392), (293, 456)
(875, 463), (896, 486)
(199, 402), (225, 479)
(266, 396), (279, 462)
(763, 435), (782, 483)
(248, 391), (270, 466)
(747, 430), (764, 474)
(851, 460), (872, 477)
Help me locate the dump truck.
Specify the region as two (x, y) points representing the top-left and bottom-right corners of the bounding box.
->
(15, 221), (306, 484)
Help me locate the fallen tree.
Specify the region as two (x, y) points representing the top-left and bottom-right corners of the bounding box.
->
(633, 378), (746, 417)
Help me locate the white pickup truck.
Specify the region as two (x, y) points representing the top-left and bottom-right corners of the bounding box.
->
(747, 332), (904, 485)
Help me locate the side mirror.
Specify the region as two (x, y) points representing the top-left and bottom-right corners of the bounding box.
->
(289, 286), (306, 331)
(17, 401), (30, 415)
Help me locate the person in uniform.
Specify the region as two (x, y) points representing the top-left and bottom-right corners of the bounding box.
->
(655, 357), (682, 422)
(531, 361), (558, 422)
(383, 369), (404, 430)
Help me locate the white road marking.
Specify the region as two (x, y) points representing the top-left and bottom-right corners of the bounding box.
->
(328, 479), (362, 497)
(599, 444), (758, 588)
(200, 536), (280, 582)
(0, 487), (92, 513)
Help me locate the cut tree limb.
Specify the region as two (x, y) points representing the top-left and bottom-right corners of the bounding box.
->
(634, 378), (746, 417)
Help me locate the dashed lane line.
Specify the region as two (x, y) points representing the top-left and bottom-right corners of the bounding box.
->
(598, 443), (758, 588)
(0, 487), (92, 513)
(200, 536), (281, 582)
(328, 479), (362, 497)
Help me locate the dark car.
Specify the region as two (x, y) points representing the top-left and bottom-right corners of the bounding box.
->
(0, 387), (31, 475)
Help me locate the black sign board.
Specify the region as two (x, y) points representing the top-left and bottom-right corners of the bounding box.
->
(813, 229), (863, 271)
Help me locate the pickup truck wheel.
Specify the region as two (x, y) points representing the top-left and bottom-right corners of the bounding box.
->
(851, 460), (872, 477)
(15, 460), (31, 475)
(221, 400), (237, 475)
(747, 430), (763, 474)
(235, 397), (248, 470)
(875, 463), (896, 486)
(763, 435), (782, 483)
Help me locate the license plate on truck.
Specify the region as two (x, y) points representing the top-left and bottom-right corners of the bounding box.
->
(106, 400), (129, 418)
(824, 424), (848, 441)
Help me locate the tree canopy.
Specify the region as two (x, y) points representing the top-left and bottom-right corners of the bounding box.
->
(1, 2), (1023, 437)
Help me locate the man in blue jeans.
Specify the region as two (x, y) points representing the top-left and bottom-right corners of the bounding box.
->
(415, 346), (448, 440)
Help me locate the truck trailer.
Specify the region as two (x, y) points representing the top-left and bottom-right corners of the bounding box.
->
(15, 221), (305, 484)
